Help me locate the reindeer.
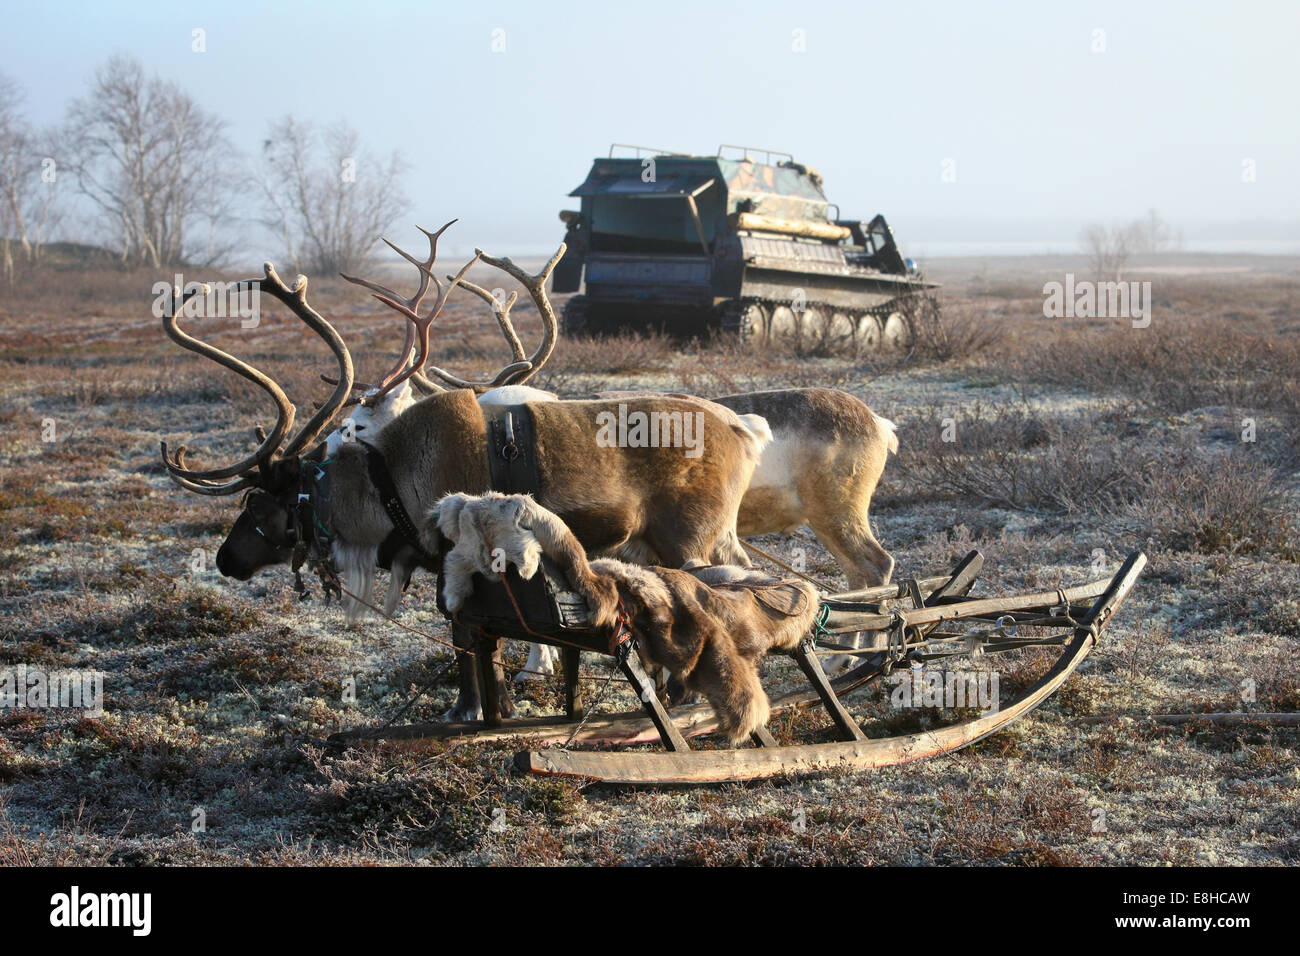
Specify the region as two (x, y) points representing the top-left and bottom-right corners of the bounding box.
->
(503, 385), (897, 679)
(159, 224), (768, 722)
(243, 232), (899, 681)
(322, 383), (896, 682)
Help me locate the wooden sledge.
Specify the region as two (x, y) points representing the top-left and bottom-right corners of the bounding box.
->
(329, 549), (1147, 786)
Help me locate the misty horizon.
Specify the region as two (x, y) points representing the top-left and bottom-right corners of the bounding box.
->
(1, 0), (1297, 263)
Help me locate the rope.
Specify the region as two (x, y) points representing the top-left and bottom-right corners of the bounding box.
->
(811, 602), (834, 639)
(333, 582), (611, 683)
(560, 643), (628, 750)
(739, 539), (834, 591)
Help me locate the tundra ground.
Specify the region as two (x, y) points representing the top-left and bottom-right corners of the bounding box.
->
(0, 253), (1297, 865)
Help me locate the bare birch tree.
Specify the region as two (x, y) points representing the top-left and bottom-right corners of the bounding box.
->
(1082, 210), (1182, 281)
(59, 56), (239, 268)
(1131, 208), (1175, 255)
(0, 71), (62, 282)
(258, 116), (408, 275)
(1081, 221), (1142, 282)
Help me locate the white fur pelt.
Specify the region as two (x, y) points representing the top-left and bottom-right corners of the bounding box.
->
(433, 492), (544, 612)
(427, 491), (616, 620)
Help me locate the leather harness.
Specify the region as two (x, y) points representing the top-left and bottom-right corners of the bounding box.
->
(360, 439), (434, 564)
(360, 403), (543, 570)
(480, 403), (542, 496)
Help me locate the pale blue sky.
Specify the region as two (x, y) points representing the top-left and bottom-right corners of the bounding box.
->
(2, 0), (1296, 256)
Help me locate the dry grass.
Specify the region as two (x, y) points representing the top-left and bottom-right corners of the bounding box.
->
(901, 293), (1010, 361)
(894, 402), (1297, 557)
(0, 257), (1297, 865)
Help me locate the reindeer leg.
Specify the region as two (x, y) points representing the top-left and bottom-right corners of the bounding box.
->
(473, 632), (514, 726)
(446, 621), (484, 723)
(493, 636), (515, 720)
(516, 641), (557, 682)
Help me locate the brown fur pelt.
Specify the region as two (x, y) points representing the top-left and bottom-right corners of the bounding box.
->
(427, 493), (820, 744)
(593, 560), (818, 743)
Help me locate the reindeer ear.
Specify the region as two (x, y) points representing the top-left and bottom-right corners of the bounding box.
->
(509, 496), (528, 529)
(435, 493), (469, 539)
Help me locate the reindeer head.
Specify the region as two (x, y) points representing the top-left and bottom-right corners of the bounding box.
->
(159, 258), (360, 581)
(216, 464), (303, 580)
(161, 220), (566, 584)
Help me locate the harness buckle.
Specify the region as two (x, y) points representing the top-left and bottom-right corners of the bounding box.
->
(500, 411), (520, 461)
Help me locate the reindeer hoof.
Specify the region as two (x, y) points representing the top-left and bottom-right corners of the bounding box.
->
(822, 657), (851, 676)
(514, 670), (545, 683)
(444, 703), (483, 723)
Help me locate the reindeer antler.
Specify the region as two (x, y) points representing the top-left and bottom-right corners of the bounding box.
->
(340, 220), (479, 403)
(415, 243), (567, 393)
(159, 263), (355, 494)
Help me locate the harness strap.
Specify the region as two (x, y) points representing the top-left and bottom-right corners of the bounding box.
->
(481, 403), (542, 496)
(358, 440), (438, 565)
(608, 598), (635, 655)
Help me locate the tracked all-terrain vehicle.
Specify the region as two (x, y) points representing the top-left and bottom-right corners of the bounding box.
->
(552, 144), (936, 346)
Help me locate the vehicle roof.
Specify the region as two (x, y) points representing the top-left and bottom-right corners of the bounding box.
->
(568, 155), (829, 214)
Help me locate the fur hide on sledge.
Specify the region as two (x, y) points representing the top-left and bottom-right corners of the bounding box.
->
(424, 492), (821, 744)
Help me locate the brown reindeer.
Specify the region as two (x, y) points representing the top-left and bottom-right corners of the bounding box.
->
(716, 389), (896, 583)
(517, 385), (896, 676)
(599, 387), (897, 588)
(159, 226), (767, 721)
